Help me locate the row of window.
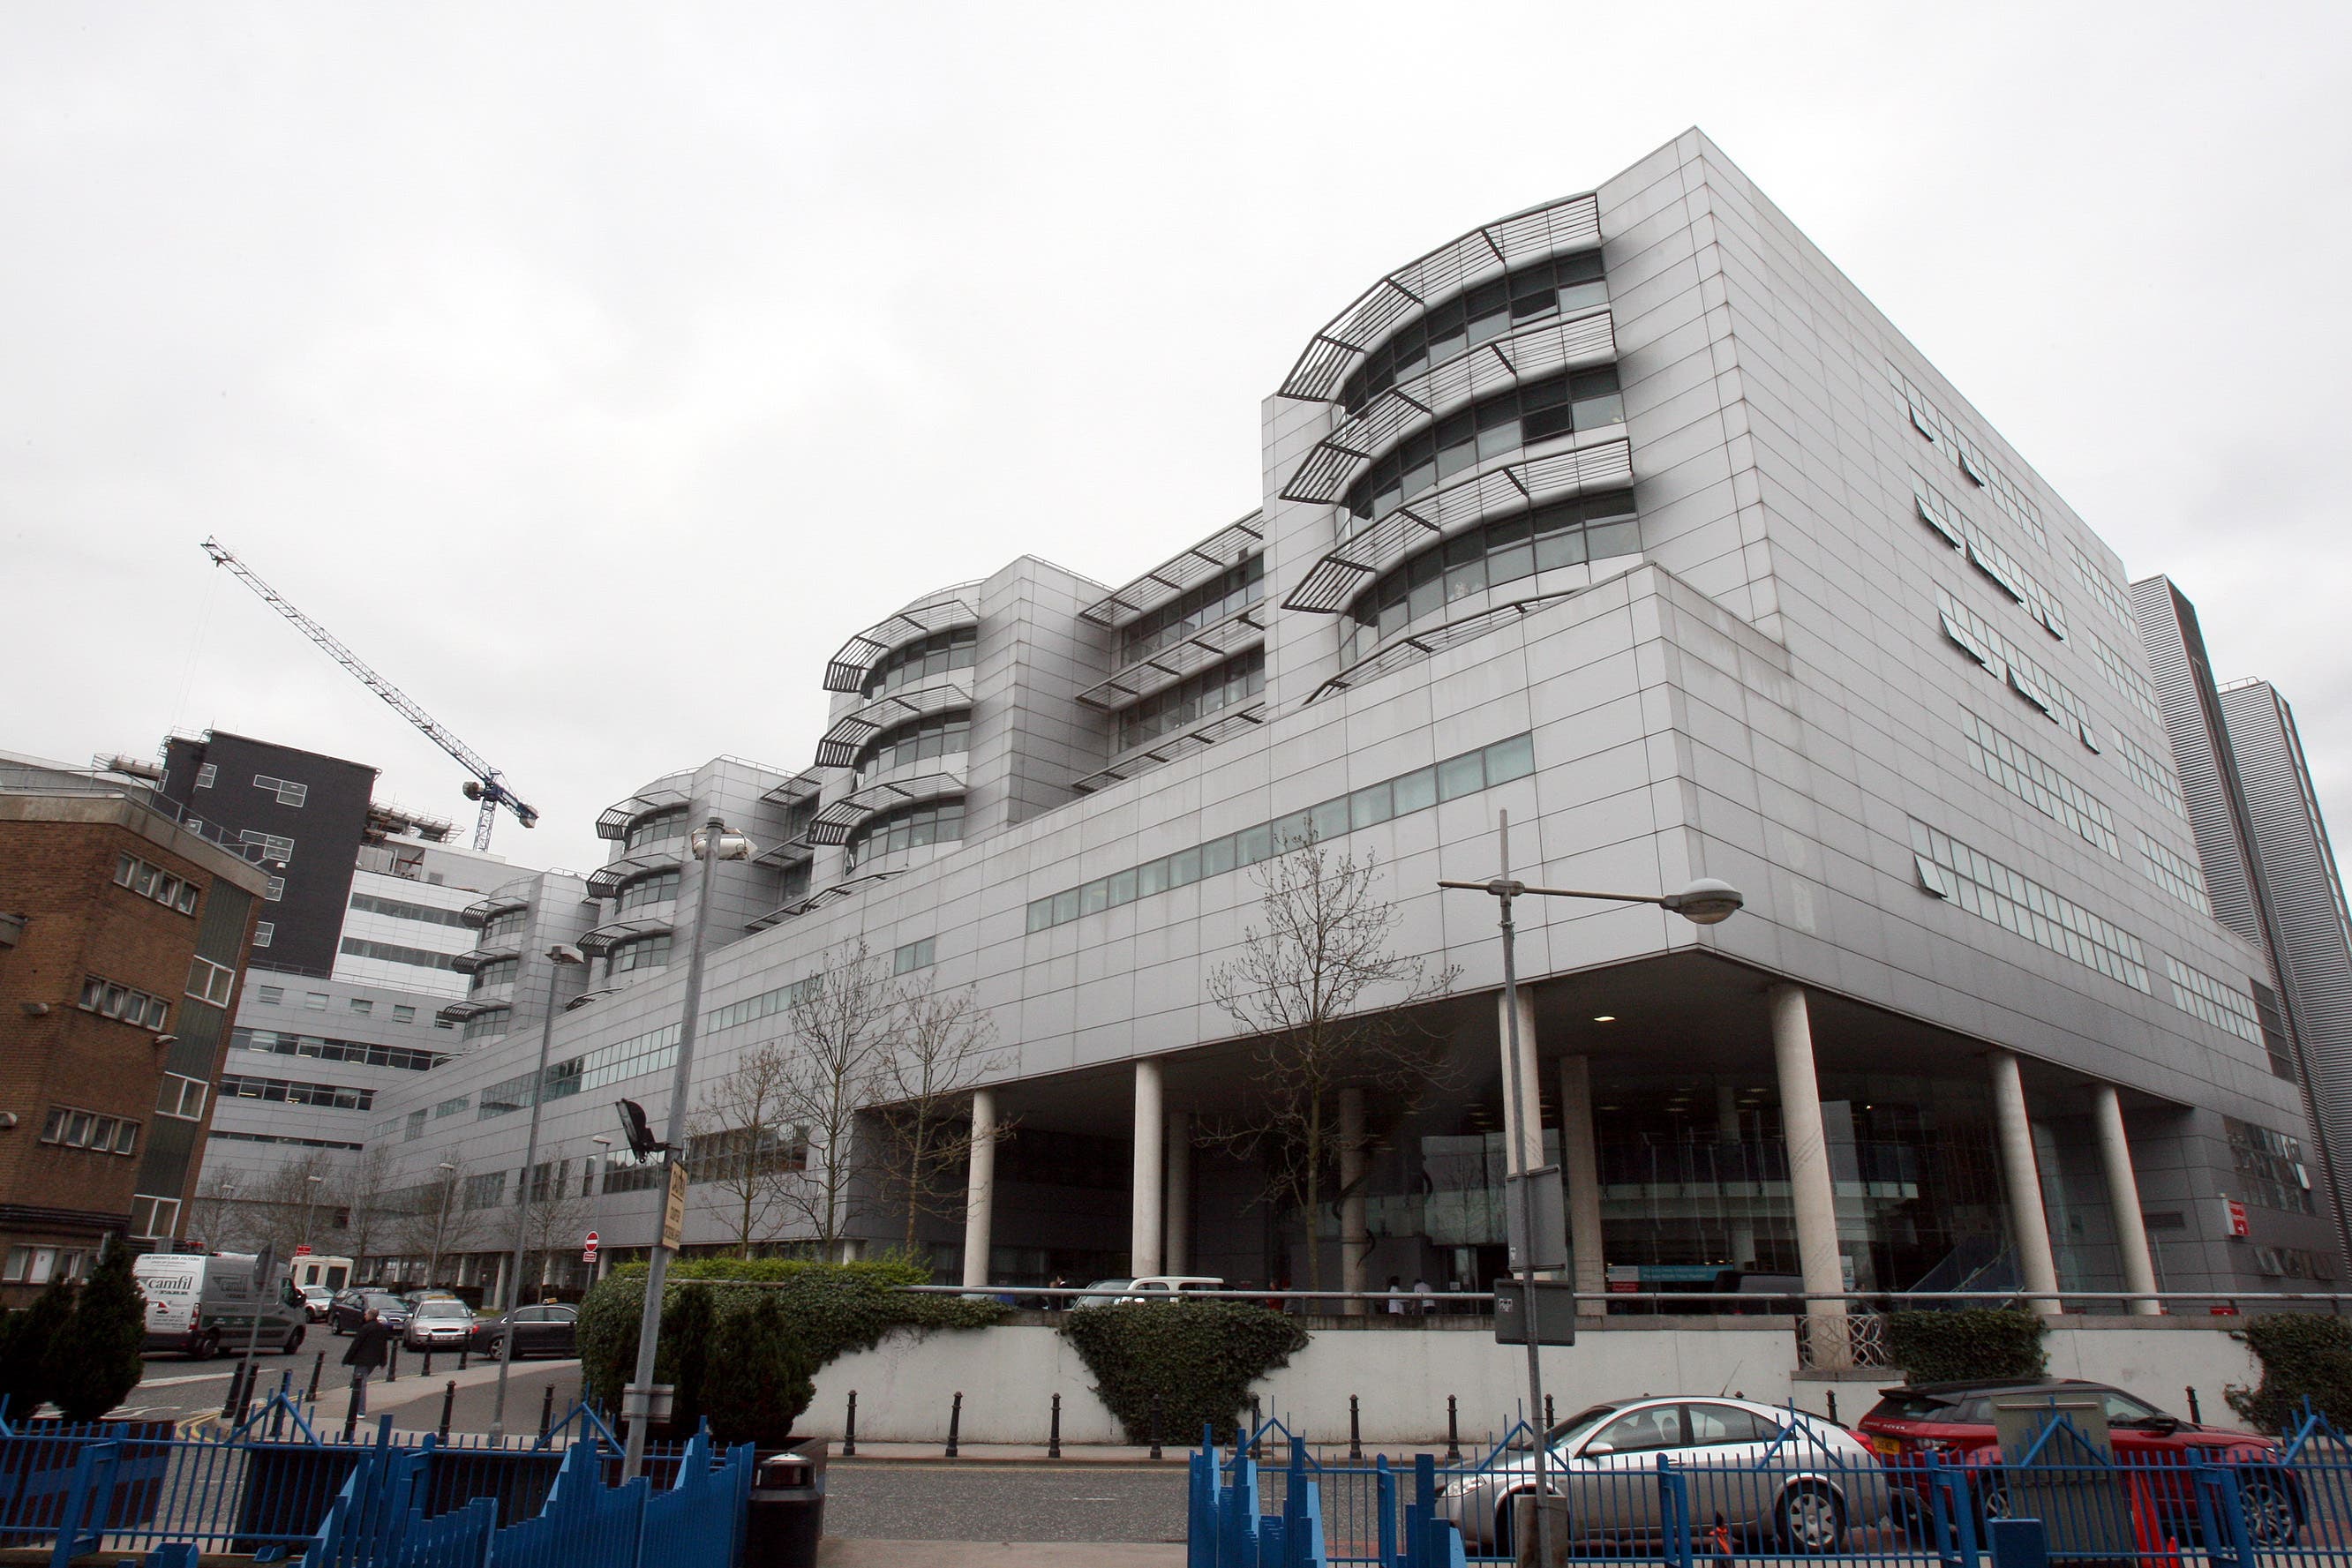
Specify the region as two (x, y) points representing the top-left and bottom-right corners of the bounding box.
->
(1343, 367), (1624, 529)
(79, 975), (169, 1030)
(1340, 249), (1609, 413)
(1343, 491), (1639, 664)
(1026, 732), (1537, 933)
(1911, 820), (2151, 993)
(845, 799), (966, 870)
(218, 1073), (375, 1111)
(1936, 588), (2098, 746)
(1912, 481), (2068, 641)
(1120, 555), (1266, 664)
(209, 1128), (363, 1151)
(2112, 731), (2189, 821)
(461, 1011), (509, 1042)
(189, 955), (236, 1007)
(624, 806), (689, 852)
(1119, 649), (1265, 752)
(349, 891), (470, 928)
(617, 869), (680, 912)
(1893, 368), (2047, 547)
(3, 1247), (92, 1285)
(470, 957), (520, 992)
(339, 937), (462, 972)
(2167, 957), (2264, 1047)
(892, 937), (936, 974)
(864, 626), (976, 700)
(608, 934), (673, 974)
(248, 992), (432, 1026)
(856, 712), (970, 784)
(41, 1106), (139, 1155)
(706, 975), (823, 1034)
(251, 773), (309, 807)
(2139, 834), (2213, 916)
(2227, 1117), (2316, 1215)
(2065, 536), (2139, 637)
(237, 1025), (447, 1069)
(473, 1022), (683, 1121)
(1960, 711), (2120, 859)
(115, 852), (200, 915)
(2088, 632), (2167, 727)
(685, 1123), (809, 1182)
(478, 908), (529, 943)
(238, 829), (296, 863)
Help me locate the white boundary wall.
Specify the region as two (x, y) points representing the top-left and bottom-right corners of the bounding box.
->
(796, 1319), (2265, 1446)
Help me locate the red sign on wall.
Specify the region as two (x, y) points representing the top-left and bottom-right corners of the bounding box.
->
(2225, 1198), (2251, 1238)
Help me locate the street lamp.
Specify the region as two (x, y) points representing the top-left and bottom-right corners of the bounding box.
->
(1439, 811), (1741, 1568)
(620, 815), (754, 1482)
(299, 1174), (324, 1252)
(425, 1161), (457, 1287)
(489, 944), (585, 1442)
(590, 1136), (613, 1284)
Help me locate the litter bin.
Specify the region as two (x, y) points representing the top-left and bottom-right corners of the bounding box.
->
(744, 1442), (828, 1568)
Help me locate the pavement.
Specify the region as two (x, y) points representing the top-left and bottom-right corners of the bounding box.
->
(816, 1546), (1182, 1567)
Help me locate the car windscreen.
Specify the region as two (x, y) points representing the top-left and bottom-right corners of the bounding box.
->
(1867, 1392), (1995, 1424)
(364, 1295), (407, 1311)
(415, 1302), (469, 1318)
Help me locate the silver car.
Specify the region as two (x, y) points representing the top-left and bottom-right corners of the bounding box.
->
(1438, 1395), (1890, 1556)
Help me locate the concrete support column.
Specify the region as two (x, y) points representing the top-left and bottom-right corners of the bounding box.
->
(1165, 1111), (1192, 1276)
(1717, 1083), (1757, 1272)
(2091, 1084), (2160, 1316)
(961, 1087), (997, 1290)
(1988, 1049), (2063, 1314)
(1340, 1087), (1370, 1315)
(1556, 1055), (1606, 1317)
(1496, 989), (1544, 1175)
(1131, 1059), (1164, 1276)
(1769, 984), (1850, 1365)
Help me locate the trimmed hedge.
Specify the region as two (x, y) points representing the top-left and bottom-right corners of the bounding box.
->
(1884, 1308), (2048, 1384)
(1060, 1300), (1308, 1445)
(575, 1257), (1003, 1446)
(2228, 1313), (2352, 1434)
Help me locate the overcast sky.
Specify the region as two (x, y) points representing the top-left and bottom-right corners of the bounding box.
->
(5, 3), (2348, 877)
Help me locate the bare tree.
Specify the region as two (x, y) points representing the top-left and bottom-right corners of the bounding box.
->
(869, 983), (1012, 1255)
(517, 1159), (595, 1290)
(688, 1040), (808, 1255)
(771, 942), (898, 1259)
(1206, 829), (1458, 1292)
(391, 1162), (487, 1283)
(184, 1169), (255, 1253)
(228, 1151), (342, 1259)
(334, 1144), (399, 1272)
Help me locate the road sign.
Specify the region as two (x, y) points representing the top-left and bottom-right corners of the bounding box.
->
(292, 1244), (312, 1257)
(661, 1165), (688, 1250)
(582, 1231), (600, 1265)
(2225, 1197), (2251, 1237)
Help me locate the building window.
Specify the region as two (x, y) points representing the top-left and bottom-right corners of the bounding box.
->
(220, 1074), (375, 1112)
(194, 764), (216, 789)
(115, 853), (199, 915)
(3, 1247), (92, 1285)
(462, 1172), (507, 1211)
(1119, 650), (1265, 751)
(1122, 556), (1266, 664)
(435, 1096), (470, 1117)
(461, 1011), (510, 1042)
(252, 922), (274, 949)
(187, 956), (236, 1007)
(893, 937), (936, 975)
(348, 892), (471, 927)
(405, 1108), (427, 1141)
(845, 799), (966, 870)
(128, 1196), (180, 1241)
(607, 934), (673, 976)
(2166, 957), (2265, 1047)
(256, 985), (285, 1005)
(264, 876), (285, 902)
(1340, 250), (1608, 413)
(469, 957), (521, 992)
(252, 775), (309, 807)
(2138, 834), (2213, 917)
(156, 1075), (208, 1120)
(1910, 820), (2151, 993)
(338, 937), (462, 972)
(479, 908), (529, 943)
(1960, 712), (2119, 858)
(2225, 1118), (2317, 1214)
(616, 870), (681, 912)
(1345, 491), (1640, 663)
(392, 1004), (417, 1024)
(237, 829), (296, 863)
(348, 997), (373, 1016)
(79, 975), (169, 1030)
(40, 1106), (139, 1155)
(623, 807), (690, 853)
(235, 1026), (445, 1071)
(1342, 366), (1623, 529)
(862, 626), (976, 700)
(304, 992), (329, 1010)
(855, 712), (972, 784)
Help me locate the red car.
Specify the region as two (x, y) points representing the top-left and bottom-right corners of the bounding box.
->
(1855, 1378), (2300, 1545)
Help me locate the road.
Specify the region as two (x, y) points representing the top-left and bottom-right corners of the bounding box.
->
(116, 1342), (586, 1432)
(823, 1463), (1188, 1543)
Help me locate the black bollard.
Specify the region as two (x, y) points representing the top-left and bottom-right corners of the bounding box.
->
(945, 1391), (963, 1459)
(1149, 1395), (1163, 1462)
(540, 1381), (556, 1438)
(1826, 1391), (1839, 1426)
(1544, 1394), (1554, 1433)
(459, 1347), (470, 1371)
(386, 1343), (399, 1384)
(439, 1380), (456, 1440)
(342, 1373), (364, 1441)
(2187, 1386), (2204, 1425)
(1048, 1392), (1063, 1459)
(1446, 1395), (1462, 1461)
(422, 1348), (433, 1378)
(306, 1351), (325, 1404)
(843, 1391), (858, 1457)
(1349, 1394), (1364, 1460)
(218, 1362), (244, 1422)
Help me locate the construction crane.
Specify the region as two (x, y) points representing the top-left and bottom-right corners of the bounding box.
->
(199, 537), (539, 852)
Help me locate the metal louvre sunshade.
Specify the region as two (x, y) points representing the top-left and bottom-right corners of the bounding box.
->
(812, 678), (974, 767)
(822, 594), (979, 693)
(1280, 309), (1618, 505)
(449, 942), (522, 975)
(461, 893), (529, 928)
(1074, 611), (1266, 710)
(748, 870), (903, 930)
(1307, 588), (1597, 703)
(751, 833), (815, 868)
(1070, 702), (1266, 794)
(593, 785), (689, 842)
(806, 765), (966, 844)
(584, 847), (687, 898)
(1278, 192), (1602, 402)
(1282, 437), (1634, 612)
(435, 998), (508, 1024)
(761, 770), (822, 807)
(577, 916), (673, 957)
(1078, 515), (1263, 627)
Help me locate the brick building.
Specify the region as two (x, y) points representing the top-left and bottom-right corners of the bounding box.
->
(0, 767), (270, 1297)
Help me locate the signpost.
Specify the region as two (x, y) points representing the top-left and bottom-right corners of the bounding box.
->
(582, 1230), (600, 1266)
(661, 1167), (688, 1251)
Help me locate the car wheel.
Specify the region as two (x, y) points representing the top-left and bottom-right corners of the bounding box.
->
(282, 1326), (305, 1354)
(331, 1318), (346, 1336)
(2240, 1474), (2299, 1547)
(193, 1330), (221, 1361)
(1777, 1484), (1845, 1553)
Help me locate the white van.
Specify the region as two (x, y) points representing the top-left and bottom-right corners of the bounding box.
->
(289, 1254), (353, 1294)
(132, 1252), (309, 1360)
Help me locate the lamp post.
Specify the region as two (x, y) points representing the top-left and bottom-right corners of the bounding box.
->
(425, 1161), (457, 1287)
(1439, 810), (1741, 1568)
(299, 1173), (324, 1251)
(590, 1136), (613, 1284)
(489, 944), (584, 1443)
(620, 816), (754, 1482)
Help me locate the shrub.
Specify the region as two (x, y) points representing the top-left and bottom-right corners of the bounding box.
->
(46, 1243), (146, 1420)
(575, 1257), (1003, 1441)
(2228, 1313), (2352, 1434)
(1884, 1308), (2048, 1384)
(0, 1279), (78, 1420)
(1060, 1300), (1308, 1445)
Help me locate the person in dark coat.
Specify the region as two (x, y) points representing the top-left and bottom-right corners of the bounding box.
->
(342, 1308), (395, 1412)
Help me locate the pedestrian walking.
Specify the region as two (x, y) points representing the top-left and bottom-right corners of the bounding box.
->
(1386, 1275), (1407, 1315)
(342, 1307), (395, 1413)
(1414, 1275), (1436, 1314)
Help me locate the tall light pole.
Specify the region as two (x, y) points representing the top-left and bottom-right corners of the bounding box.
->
(1439, 810), (1742, 1568)
(620, 815), (754, 1482)
(590, 1136), (614, 1284)
(299, 1173), (324, 1251)
(425, 1161), (457, 1287)
(489, 944), (584, 1443)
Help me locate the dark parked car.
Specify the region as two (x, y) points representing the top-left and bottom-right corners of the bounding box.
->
(470, 1303), (578, 1361)
(1856, 1378), (2299, 1544)
(327, 1290), (413, 1338)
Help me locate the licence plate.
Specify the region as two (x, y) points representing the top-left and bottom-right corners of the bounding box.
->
(1866, 1435), (1903, 1457)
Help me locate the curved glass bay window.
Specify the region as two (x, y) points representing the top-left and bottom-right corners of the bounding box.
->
(845, 798), (965, 869)
(1121, 556), (1265, 664)
(478, 908), (527, 944)
(624, 807), (688, 853)
(863, 626), (975, 700)
(616, 869), (680, 912)
(607, 933), (673, 977)
(1343, 367), (1624, 529)
(468, 957), (519, 993)
(1345, 491), (1638, 662)
(1117, 649), (1264, 751)
(461, 1011), (509, 1043)
(1340, 251), (1607, 413)
(854, 711), (971, 784)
